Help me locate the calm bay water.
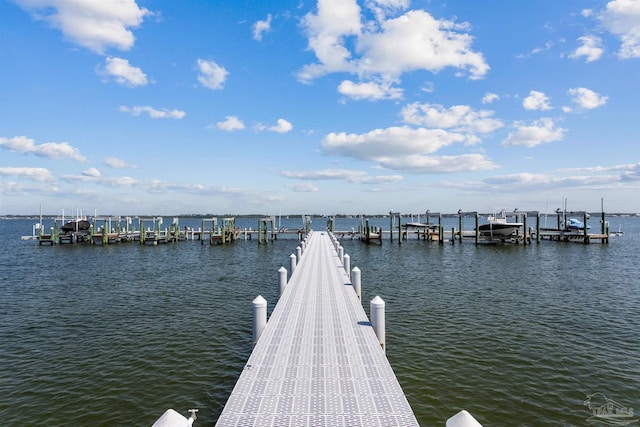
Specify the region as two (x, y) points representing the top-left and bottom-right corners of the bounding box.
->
(1, 216), (639, 426)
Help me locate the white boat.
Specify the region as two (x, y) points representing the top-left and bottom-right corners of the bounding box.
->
(479, 210), (523, 238)
(564, 217), (590, 230)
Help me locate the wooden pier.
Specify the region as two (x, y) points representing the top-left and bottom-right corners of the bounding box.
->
(215, 231), (419, 426)
(347, 209), (611, 245)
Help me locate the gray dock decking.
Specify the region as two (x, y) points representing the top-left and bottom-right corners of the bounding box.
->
(215, 231), (419, 426)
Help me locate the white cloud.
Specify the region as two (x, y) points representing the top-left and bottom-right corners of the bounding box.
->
(298, 0), (362, 81)
(570, 35), (604, 62)
(281, 168), (403, 184)
(599, 0), (640, 59)
(366, 0), (410, 21)
(197, 59), (228, 90)
(568, 87), (608, 110)
(104, 157), (136, 169)
(288, 183), (319, 192)
(119, 105), (186, 119)
(582, 9), (595, 18)
(13, 0), (151, 54)
(320, 126), (496, 173)
(322, 126), (465, 159)
(62, 172), (138, 187)
(356, 10), (489, 80)
(0, 135), (87, 162)
(100, 57), (148, 87)
(401, 103), (503, 134)
(298, 2), (489, 86)
(216, 116), (245, 131)
(501, 118), (566, 148)
(482, 92), (499, 104)
(268, 118), (293, 133)
(337, 79), (403, 100)
(375, 153), (496, 173)
(0, 166), (55, 182)
(82, 167), (101, 177)
(253, 14), (272, 41)
(523, 90), (552, 111)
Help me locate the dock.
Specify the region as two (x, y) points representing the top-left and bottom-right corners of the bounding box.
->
(214, 231), (420, 426)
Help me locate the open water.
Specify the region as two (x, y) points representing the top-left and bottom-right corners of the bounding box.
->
(1, 216), (638, 426)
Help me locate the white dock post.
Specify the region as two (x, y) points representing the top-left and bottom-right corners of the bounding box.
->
(301, 240), (306, 253)
(252, 295), (267, 346)
(351, 267), (361, 299)
(290, 253), (297, 273)
(343, 254), (350, 279)
(370, 296), (386, 352)
(338, 246), (344, 263)
(446, 410), (483, 427)
(296, 246), (302, 262)
(278, 266), (287, 296)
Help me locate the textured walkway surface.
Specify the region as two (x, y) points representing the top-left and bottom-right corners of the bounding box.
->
(215, 231), (419, 427)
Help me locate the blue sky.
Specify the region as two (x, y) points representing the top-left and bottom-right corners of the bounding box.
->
(1, 0), (639, 216)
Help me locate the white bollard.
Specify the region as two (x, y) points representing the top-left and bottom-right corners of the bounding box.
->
(296, 246), (302, 262)
(370, 296), (385, 353)
(290, 253), (297, 273)
(301, 240), (306, 253)
(343, 254), (350, 279)
(446, 410), (483, 427)
(338, 246), (344, 263)
(278, 266), (287, 296)
(351, 267), (361, 299)
(252, 295), (267, 346)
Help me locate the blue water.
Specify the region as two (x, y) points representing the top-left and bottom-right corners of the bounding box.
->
(1, 216), (638, 426)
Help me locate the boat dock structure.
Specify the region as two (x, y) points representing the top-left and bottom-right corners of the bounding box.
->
(213, 230), (479, 426)
(22, 215), (312, 246)
(343, 209), (612, 245)
(22, 208), (614, 246)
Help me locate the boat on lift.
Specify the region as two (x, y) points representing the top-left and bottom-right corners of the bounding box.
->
(478, 210), (523, 238)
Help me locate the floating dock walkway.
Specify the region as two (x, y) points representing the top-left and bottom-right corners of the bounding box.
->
(215, 230), (420, 427)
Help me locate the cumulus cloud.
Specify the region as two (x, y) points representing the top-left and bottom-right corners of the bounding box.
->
(375, 153), (496, 173)
(338, 79), (403, 100)
(0, 166), (55, 182)
(570, 35), (604, 62)
(268, 118), (293, 133)
(322, 126), (464, 159)
(523, 90), (552, 111)
(253, 14), (272, 41)
(599, 0), (640, 59)
(216, 116), (245, 131)
(482, 92), (499, 104)
(0, 135), (87, 162)
(197, 59), (228, 90)
(13, 0), (151, 54)
(99, 57), (148, 87)
(401, 103), (503, 135)
(320, 126), (497, 173)
(82, 167), (101, 177)
(501, 118), (566, 148)
(298, 1), (489, 90)
(119, 105), (186, 119)
(568, 87), (608, 110)
(104, 157), (136, 168)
